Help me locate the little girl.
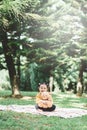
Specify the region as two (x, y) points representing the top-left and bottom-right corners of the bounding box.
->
(35, 83), (56, 111)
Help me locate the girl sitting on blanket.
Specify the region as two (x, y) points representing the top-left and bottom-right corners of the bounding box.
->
(35, 83), (56, 111)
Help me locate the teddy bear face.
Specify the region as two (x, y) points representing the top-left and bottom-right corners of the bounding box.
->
(41, 92), (49, 100)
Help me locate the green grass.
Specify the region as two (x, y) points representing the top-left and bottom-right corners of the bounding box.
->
(53, 92), (87, 109)
(0, 111), (87, 130)
(0, 90), (36, 105)
(0, 90), (87, 130)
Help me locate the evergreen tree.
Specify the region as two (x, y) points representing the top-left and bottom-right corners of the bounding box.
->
(0, 0), (40, 95)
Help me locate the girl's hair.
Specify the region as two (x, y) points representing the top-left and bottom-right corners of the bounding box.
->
(38, 83), (50, 91)
(38, 83), (48, 87)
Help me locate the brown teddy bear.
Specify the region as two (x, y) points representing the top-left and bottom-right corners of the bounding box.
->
(38, 92), (53, 108)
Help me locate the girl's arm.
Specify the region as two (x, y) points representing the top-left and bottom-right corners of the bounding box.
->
(36, 93), (43, 104)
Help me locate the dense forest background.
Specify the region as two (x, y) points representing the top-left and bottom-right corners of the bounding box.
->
(0, 0), (87, 96)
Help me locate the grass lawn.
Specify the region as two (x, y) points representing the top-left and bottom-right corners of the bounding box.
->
(0, 90), (87, 130)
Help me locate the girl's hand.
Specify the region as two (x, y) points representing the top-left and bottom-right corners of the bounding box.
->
(42, 100), (48, 105)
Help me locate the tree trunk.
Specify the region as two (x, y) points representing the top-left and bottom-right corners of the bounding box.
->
(76, 80), (82, 96)
(77, 60), (84, 96)
(1, 31), (21, 97)
(12, 75), (22, 98)
(49, 76), (54, 92)
(16, 53), (21, 88)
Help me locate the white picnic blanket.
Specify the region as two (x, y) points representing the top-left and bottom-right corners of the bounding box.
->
(0, 105), (87, 118)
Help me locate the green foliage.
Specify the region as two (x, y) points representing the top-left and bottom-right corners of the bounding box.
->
(29, 62), (38, 90)
(20, 63), (39, 91)
(0, 0), (42, 93)
(20, 62), (51, 91)
(0, 0), (87, 92)
(17, 0), (87, 92)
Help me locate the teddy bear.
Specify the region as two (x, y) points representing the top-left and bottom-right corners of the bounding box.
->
(38, 92), (53, 108)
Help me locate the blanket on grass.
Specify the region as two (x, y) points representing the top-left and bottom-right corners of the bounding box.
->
(0, 105), (87, 118)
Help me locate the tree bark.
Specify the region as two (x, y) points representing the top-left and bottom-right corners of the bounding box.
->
(12, 75), (22, 98)
(49, 76), (54, 92)
(77, 60), (84, 96)
(1, 31), (21, 96)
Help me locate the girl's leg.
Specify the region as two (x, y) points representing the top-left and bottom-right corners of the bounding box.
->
(35, 104), (44, 111)
(35, 104), (56, 112)
(42, 105), (56, 112)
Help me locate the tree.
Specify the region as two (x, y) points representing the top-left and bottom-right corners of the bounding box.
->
(23, 0), (87, 92)
(1, 0), (87, 94)
(0, 0), (40, 96)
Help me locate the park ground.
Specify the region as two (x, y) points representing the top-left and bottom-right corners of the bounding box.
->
(0, 90), (87, 130)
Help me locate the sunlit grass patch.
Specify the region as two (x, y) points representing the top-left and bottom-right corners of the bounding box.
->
(53, 92), (87, 109)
